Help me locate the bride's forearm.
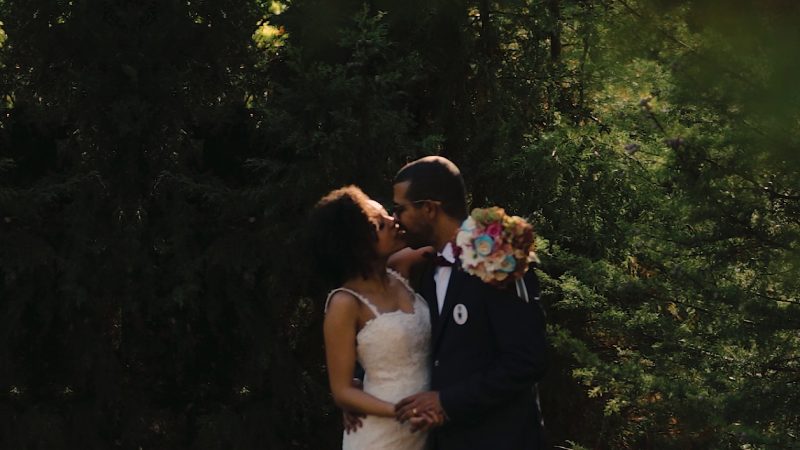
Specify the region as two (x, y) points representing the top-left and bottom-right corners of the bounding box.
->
(388, 246), (434, 277)
(387, 247), (414, 275)
(332, 387), (395, 417)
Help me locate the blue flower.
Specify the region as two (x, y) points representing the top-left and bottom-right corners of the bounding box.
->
(473, 234), (494, 257)
(460, 216), (477, 232)
(499, 255), (517, 273)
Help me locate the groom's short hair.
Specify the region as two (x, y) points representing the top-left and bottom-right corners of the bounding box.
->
(394, 156), (468, 220)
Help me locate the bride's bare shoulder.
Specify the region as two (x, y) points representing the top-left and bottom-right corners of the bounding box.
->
(325, 289), (361, 315)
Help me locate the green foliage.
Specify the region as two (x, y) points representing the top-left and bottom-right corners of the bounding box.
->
(510, 1), (800, 448)
(0, 0), (797, 449)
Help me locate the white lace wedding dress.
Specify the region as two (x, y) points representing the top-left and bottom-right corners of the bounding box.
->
(325, 269), (431, 450)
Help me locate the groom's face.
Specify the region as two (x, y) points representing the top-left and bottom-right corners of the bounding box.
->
(392, 181), (434, 249)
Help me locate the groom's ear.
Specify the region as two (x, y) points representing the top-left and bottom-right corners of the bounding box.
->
(421, 200), (441, 219)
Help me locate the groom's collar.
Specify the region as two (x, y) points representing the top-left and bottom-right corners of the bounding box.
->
(437, 242), (456, 264)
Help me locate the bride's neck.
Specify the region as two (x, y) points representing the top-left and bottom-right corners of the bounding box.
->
(346, 261), (390, 292)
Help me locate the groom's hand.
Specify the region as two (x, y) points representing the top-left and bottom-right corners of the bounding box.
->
(395, 391), (446, 424)
(343, 409), (365, 434)
(343, 378), (365, 433)
(408, 409), (445, 433)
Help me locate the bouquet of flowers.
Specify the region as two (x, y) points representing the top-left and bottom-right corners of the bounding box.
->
(455, 207), (537, 286)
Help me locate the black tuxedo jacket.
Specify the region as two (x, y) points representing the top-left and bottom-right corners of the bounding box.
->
(412, 263), (548, 450)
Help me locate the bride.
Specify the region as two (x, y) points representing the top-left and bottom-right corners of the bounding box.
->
(308, 186), (439, 450)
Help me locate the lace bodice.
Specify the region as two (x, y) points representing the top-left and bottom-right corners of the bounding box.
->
(325, 269), (431, 450)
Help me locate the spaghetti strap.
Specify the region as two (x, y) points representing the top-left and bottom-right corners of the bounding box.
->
(325, 287), (381, 317)
(386, 268), (415, 295)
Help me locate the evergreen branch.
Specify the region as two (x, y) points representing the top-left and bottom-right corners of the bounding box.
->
(763, 187), (800, 202)
(748, 290), (800, 306)
(614, 0), (695, 51)
(614, 0), (772, 96)
(486, 3), (547, 19)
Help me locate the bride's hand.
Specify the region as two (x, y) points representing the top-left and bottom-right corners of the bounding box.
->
(408, 409), (444, 433)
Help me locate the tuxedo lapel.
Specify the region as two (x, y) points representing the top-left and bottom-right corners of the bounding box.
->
(431, 268), (467, 354)
(421, 266), (439, 326)
(410, 259), (438, 326)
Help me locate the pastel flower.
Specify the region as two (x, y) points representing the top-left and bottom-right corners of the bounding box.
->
(460, 248), (479, 268)
(486, 222), (503, 238)
(473, 234), (494, 256)
(483, 254), (500, 271)
(455, 206), (537, 287)
(460, 216), (477, 232)
(456, 229), (473, 248)
(499, 255), (517, 273)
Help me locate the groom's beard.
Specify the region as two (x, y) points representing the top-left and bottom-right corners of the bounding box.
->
(400, 223), (434, 249)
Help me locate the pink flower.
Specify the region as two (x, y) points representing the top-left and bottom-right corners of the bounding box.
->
(486, 222), (503, 238)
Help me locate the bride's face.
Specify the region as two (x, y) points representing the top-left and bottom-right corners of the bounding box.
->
(365, 200), (405, 257)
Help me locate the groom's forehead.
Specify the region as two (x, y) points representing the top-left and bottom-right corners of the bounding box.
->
(393, 181), (412, 200)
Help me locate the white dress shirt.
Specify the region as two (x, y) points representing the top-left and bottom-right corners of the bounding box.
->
(434, 243), (456, 313)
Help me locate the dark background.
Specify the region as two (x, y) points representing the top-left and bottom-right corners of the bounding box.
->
(0, 1), (798, 449)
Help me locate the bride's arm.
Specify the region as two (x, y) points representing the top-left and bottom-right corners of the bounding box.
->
(324, 292), (395, 417)
(387, 246), (435, 278)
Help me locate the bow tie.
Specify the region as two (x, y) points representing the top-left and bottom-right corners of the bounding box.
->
(435, 255), (455, 267)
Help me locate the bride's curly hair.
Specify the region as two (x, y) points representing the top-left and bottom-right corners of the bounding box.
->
(307, 186), (379, 286)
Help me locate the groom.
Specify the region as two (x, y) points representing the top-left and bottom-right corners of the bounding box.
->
(392, 156), (547, 450)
